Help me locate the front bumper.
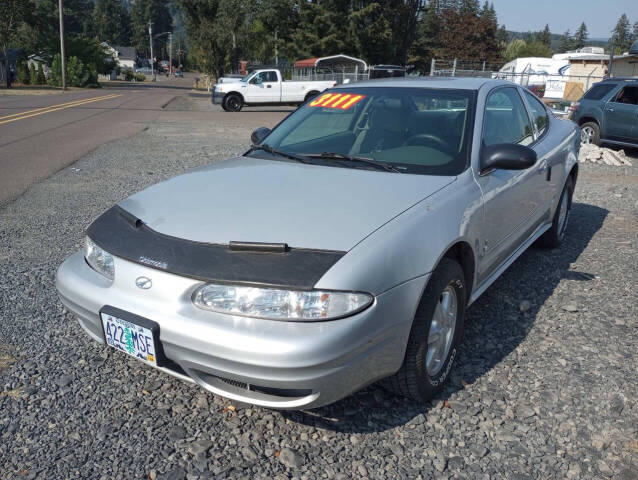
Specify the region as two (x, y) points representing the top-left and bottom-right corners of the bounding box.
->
(211, 90), (223, 105)
(55, 251), (427, 409)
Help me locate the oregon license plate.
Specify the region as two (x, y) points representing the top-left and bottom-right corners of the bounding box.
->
(100, 311), (157, 366)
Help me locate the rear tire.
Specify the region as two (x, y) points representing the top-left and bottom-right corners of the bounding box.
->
(223, 93), (243, 112)
(382, 258), (466, 402)
(580, 122), (600, 146)
(537, 176), (574, 249)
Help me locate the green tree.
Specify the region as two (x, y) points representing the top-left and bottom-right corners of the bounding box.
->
(49, 53), (91, 86)
(574, 22), (588, 49)
(17, 59), (30, 84)
(633, 21), (638, 42)
(458, 0), (479, 16)
(0, 0), (35, 87)
(557, 29), (574, 52)
(132, 0), (173, 59)
(537, 24), (551, 48)
(503, 39), (552, 62)
(612, 14), (631, 52)
(29, 62), (37, 84)
(408, 1), (439, 73)
(93, 0), (132, 45)
(36, 62), (45, 84)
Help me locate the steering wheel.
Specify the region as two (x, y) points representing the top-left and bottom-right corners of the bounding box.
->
(405, 134), (449, 152)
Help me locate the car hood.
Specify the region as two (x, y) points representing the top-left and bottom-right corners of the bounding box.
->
(118, 156), (455, 251)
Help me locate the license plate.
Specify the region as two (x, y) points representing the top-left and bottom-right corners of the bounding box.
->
(101, 311), (158, 366)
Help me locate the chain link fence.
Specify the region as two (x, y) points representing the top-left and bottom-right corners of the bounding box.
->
(429, 58), (605, 102)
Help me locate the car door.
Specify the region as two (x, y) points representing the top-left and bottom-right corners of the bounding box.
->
(522, 89), (561, 208)
(603, 85), (638, 141)
(246, 71), (279, 103)
(475, 86), (546, 282)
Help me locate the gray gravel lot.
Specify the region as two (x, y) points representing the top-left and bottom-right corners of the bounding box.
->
(1, 96), (637, 480)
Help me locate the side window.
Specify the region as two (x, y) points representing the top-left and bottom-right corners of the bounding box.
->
(523, 90), (549, 136)
(264, 71), (278, 83)
(483, 88), (534, 146)
(583, 83), (617, 100)
(613, 86), (638, 105)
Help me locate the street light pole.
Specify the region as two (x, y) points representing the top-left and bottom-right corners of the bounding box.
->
(58, 0), (66, 90)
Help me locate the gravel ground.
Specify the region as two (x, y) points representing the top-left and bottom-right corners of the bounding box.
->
(1, 96), (637, 480)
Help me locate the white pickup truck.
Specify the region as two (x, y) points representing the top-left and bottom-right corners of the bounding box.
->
(212, 69), (336, 112)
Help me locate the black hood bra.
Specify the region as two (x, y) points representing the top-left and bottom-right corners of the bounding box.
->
(87, 205), (345, 290)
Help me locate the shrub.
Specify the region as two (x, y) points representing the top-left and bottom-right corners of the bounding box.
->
(17, 61), (30, 85)
(49, 54), (91, 87)
(29, 63), (37, 85)
(36, 63), (46, 85)
(124, 69), (145, 82)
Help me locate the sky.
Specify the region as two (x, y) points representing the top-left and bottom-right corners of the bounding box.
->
(489, 0), (638, 39)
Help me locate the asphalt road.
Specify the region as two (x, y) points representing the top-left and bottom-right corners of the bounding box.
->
(0, 75), (197, 206)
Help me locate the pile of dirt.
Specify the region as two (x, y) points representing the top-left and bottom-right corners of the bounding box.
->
(579, 143), (633, 166)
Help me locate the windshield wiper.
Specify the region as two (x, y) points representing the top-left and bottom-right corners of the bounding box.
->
(305, 152), (401, 173)
(249, 144), (312, 164)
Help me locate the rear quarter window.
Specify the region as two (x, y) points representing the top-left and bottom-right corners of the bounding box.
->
(583, 83), (617, 100)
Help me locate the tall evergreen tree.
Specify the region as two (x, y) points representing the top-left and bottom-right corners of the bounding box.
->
(633, 21), (638, 42)
(0, 0), (35, 87)
(537, 24), (551, 48)
(574, 22), (588, 49)
(611, 14), (631, 52)
(93, 0), (132, 45)
(557, 29), (573, 52)
(458, 0), (479, 16)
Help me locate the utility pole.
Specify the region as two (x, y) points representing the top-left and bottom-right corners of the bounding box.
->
(58, 0), (66, 90)
(169, 32), (172, 76)
(148, 21), (155, 81)
(274, 30), (278, 67)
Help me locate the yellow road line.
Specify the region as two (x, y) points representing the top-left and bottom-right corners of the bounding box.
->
(0, 94), (122, 125)
(0, 93), (120, 121)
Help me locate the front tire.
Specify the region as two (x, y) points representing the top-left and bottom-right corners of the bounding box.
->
(382, 258), (466, 402)
(223, 93), (243, 112)
(580, 122), (600, 146)
(537, 176), (574, 249)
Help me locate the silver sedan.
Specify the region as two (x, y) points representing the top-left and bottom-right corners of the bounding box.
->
(56, 78), (580, 409)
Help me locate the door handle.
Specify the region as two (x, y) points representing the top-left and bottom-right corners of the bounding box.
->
(606, 107), (614, 112)
(267, 85), (272, 88)
(538, 160), (549, 172)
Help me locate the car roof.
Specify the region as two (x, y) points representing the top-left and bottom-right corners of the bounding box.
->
(600, 77), (638, 83)
(338, 76), (514, 91)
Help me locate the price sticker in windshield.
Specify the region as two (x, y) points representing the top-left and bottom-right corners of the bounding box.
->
(308, 93), (366, 110)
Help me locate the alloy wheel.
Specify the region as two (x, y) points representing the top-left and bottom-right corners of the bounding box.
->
(426, 285), (458, 376)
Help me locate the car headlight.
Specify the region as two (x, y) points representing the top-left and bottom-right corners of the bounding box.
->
(84, 236), (114, 280)
(192, 284), (373, 321)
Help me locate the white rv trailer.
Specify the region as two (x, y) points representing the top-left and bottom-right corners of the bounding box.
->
(497, 57), (571, 99)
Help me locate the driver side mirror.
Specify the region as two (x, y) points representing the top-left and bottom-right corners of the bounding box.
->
(480, 143), (537, 175)
(251, 127), (271, 145)
(250, 76), (262, 85)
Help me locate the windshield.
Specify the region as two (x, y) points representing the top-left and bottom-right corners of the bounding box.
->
(248, 87), (476, 175)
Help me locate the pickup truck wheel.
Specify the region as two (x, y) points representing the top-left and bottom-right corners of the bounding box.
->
(381, 258), (466, 403)
(580, 122), (600, 146)
(223, 94), (243, 112)
(537, 176), (574, 249)
(304, 91), (319, 103)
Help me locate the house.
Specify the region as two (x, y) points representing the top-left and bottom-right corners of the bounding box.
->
(27, 54), (50, 77)
(101, 42), (137, 70)
(610, 40), (638, 77)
